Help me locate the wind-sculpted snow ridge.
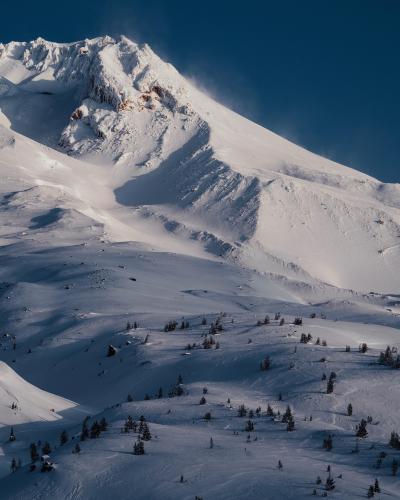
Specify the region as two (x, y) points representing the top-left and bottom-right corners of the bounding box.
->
(1, 35), (400, 295)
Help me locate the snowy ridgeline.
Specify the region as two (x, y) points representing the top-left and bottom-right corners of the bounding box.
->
(0, 35), (399, 499)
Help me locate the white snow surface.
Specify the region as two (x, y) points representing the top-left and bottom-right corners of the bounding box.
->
(0, 35), (399, 499)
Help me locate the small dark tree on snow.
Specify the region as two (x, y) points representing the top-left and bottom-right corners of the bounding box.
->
(347, 403), (353, 416)
(325, 477), (335, 491)
(42, 442), (51, 455)
(278, 460), (283, 470)
(326, 378), (334, 394)
(322, 373), (327, 381)
(279, 318), (285, 326)
(282, 406), (292, 423)
(157, 387), (163, 399)
(245, 420), (254, 432)
(201, 317), (207, 326)
(260, 356), (271, 371)
(199, 396), (206, 405)
(359, 343), (368, 353)
(274, 313), (281, 321)
(141, 423), (152, 441)
(60, 430), (69, 445)
(9, 427), (15, 442)
(293, 317), (303, 326)
(389, 431), (400, 449)
(238, 404), (247, 417)
(315, 337), (321, 345)
(81, 417), (90, 441)
(266, 404), (274, 417)
(374, 479), (380, 493)
(392, 459), (399, 476)
(30, 443), (39, 462)
(72, 443), (81, 454)
(326, 372), (336, 394)
(264, 315), (270, 324)
(323, 435), (333, 451)
(345, 345), (351, 352)
(367, 485), (375, 498)
(286, 416), (295, 432)
(356, 419), (368, 438)
(99, 418), (108, 432)
(90, 421), (101, 439)
(127, 393), (134, 402)
(10, 458), (17, 473)
(133, 440), (145, 455)
(203, 412), (212, 421)
(134, 321), (138, 329)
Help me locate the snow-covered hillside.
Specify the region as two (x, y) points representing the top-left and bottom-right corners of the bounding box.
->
(1, 35), (400, 293)
(0, 35), (399, 499)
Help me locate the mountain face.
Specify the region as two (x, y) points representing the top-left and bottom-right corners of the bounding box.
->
(1, 35), (400, 295)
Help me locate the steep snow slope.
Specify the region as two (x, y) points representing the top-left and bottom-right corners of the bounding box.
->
(1, 36), (400, 293)
(0, 361), (76, 426)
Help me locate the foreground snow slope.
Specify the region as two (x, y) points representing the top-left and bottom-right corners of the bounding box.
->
(1, 36), (400, 293)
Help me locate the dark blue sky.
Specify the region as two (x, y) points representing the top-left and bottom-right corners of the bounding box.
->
(1, 0), (399, 182)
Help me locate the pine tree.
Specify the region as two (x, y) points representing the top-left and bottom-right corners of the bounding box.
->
(90, 421), (101, 439)
(356, 419), (368, 438)
(99, 417), (108, 432)
(73, 443), (81, 454)
(9, 427), (15, 442)
(374, 479), (380, 493)
(392, 459), (399, 476)
(347, 403), (353, 416)
(245, 420), (254, 432)
(42, 442), (51, 455)
(127, 393), (134, 402)
(60, 430), (69, 445)
(133, 440), (145, 455)
(282, 405), (292, 423)
(278, 460), (283, 470)
(141, 423), (152, 441)
(203, 412), (212, 421)
(80, 417), (90, 441)
(30, 443), (39, 462)
(199, 396), (206, 405)
(10, 458), (17, 473)
(286, 416), (295, 432)
(323, 435), (333, 451)
(367, 485), (374, 498)
(389, 431), (400, 449)
(266, 404), (274, 417)
(325, 477), (335, 491)
(210, 437), (214, 449)
(326, 377), (334, 394)
(238, 404), (247, 417)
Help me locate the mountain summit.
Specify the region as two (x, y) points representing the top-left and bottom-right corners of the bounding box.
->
(1, 35), (399, 292)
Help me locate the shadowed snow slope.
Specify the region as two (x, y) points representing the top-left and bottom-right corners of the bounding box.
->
(1, 35), (400, 293)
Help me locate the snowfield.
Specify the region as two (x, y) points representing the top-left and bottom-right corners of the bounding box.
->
(0, 35), (399, 499)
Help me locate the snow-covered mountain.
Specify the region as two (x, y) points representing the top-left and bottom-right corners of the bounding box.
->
(0, 36), (399, 499)
(1, 35), (400, 293)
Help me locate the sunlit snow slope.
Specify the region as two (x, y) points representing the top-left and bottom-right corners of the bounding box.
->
(1, 36), (400, 293)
